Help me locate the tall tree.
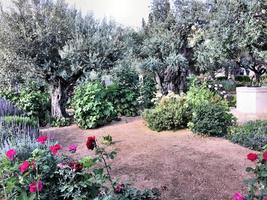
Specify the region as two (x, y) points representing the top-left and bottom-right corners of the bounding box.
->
(194, 0), (267, 80)
(0, 0), (125, 118)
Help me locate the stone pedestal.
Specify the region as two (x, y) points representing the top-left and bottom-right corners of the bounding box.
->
(236, 87), (267, 114)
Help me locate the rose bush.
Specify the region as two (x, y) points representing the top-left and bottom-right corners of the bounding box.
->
(0, 135), (160, 200)
(236, 149), (267, 200)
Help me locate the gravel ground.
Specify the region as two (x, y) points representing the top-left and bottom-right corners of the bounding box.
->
(42, 117), (254, 200)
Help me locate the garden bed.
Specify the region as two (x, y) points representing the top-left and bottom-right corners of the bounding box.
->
(42, 117), (253, 200)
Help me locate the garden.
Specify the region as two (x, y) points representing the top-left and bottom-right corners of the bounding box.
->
(0, 0), (266, 199)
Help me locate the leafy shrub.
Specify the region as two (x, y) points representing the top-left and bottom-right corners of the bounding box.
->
(0, 87), (50, 125)
(186, 80), (222, 109)
(73, 82), (117, 129)
(50, 117), (72, 127)
(110, 64), (140, 116)
(143, 95), (191, 132)
(0, 135), (160, 200)
(189, 102), (235, 136)
(228, 120), (267, 151)
(107, 84), (139, 117)
(236, 149), (267, 199)
(138, 75), (156, 109)
(235, 76), (251, 82)
(218, 79), (236, 91)
(235, 75), (251, 87)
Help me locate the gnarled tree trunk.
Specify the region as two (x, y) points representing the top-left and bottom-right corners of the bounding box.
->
(50, 81), (68, 118)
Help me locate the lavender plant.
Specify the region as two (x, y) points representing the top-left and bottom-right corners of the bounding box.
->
(0, 97), (23, 117)
(0, 98), (40, 158)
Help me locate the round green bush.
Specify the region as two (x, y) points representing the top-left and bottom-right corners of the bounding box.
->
(73, 82), (117, 129)
(228, 120), (267, 151)
(143, 96), (191, 132)
(189, 102), (235, 136)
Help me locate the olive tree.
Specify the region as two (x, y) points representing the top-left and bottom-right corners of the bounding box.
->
(0, 0), (125, 118)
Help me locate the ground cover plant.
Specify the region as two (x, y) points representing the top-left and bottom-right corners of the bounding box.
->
(228, 120), (267, 151)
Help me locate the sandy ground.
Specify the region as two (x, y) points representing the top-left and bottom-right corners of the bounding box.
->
(42, 117), (254, 200)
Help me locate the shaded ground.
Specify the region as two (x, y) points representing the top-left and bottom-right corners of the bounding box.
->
(42, 117), (254, 200)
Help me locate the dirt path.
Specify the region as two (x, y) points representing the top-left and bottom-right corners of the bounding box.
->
(42, 117), (254, 200)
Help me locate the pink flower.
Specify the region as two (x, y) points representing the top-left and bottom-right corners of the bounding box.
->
(49, 144), (61, 155)
(114, 184), (125, 194)
(234, 192), (245, 200)
(19, 160), (30, 174)
(57, 163), (67, 169)
(29, 181), (43, 193)
(247, 153), (258, 161)
(264, 197), (267, 200)
(68, 144), (77, 153)
(36, 136), (48, 144)
(263, 151), (267, 160)
(5, 149), (16, 161)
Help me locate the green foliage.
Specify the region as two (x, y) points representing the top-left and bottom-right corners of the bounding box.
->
(107, 84), (139, 117)
(109, 63), (140, 117)
(50, 117), (72, 128)
(186, 80), (222, 109)
(228, 120), (267, 151)
(1, 116), (38, 128)
(143, 95), (191, 132)
(188, 102), (235, 136)
(101, 135), (113, 146)
(139, 76), (157, 109)
(0, 87), (50, 125)
(73, 82), (117, 129)
(102, 185), (161, 200)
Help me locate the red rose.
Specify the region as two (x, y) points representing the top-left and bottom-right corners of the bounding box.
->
(114, 184), (125, 194)
(29, 181), (43, 193)
(49, 144), (62, 155)
(263, 151), (267, 160)
(36, 136), (48, 144)
(68, 161), (83, 172)
(19, 160), (30, 174)
(86, 136), (96, 150)
(5, 149), (16, 161)
(247, 153), (258, 161)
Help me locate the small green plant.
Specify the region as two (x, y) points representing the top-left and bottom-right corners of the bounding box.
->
(228, 120), (267, 151)
(101, 135), (113, 146)
(189, 102), (235, 136)
(50, 117), (72, 127)
(143, 95), (191, 132)
(73, 82), (117, 129)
